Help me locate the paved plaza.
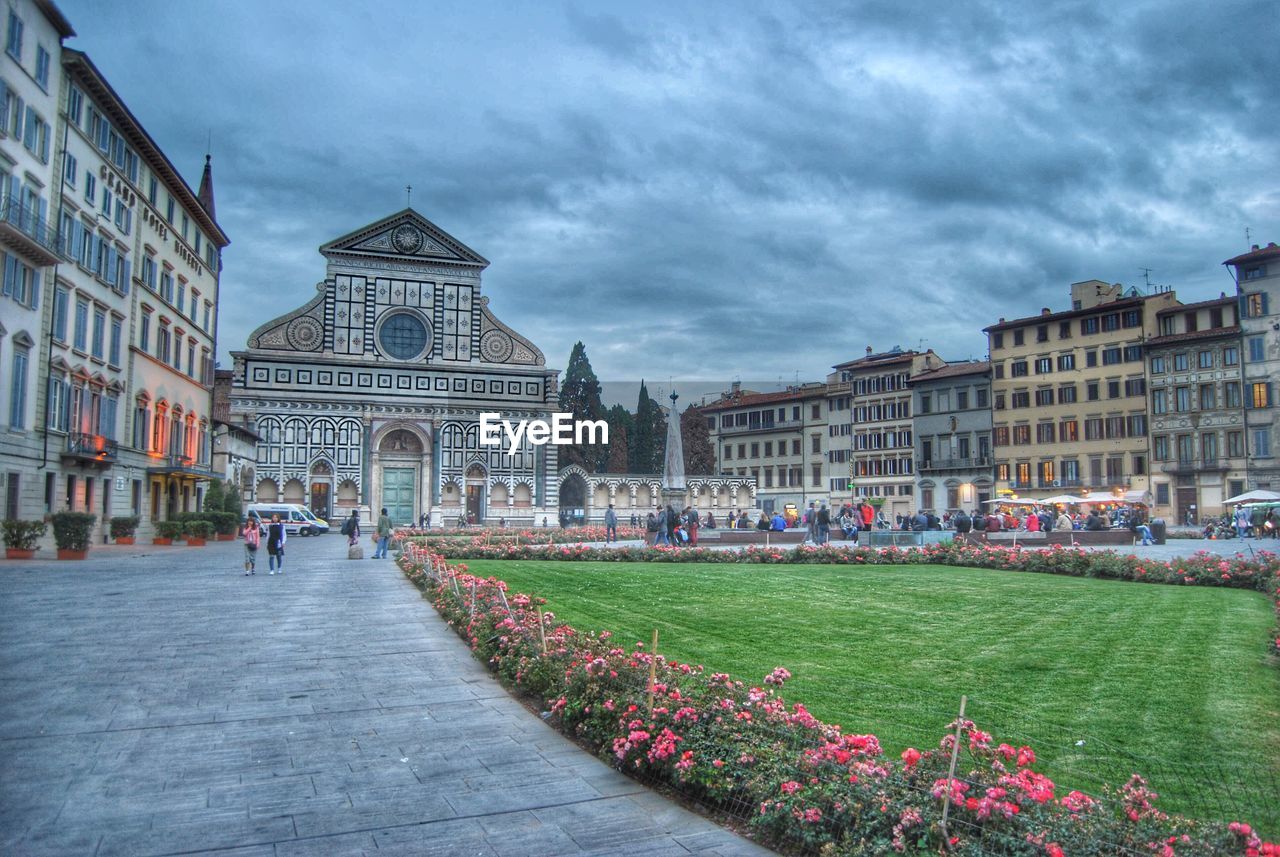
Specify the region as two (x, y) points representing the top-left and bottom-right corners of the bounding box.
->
(0, 538), (773, 857)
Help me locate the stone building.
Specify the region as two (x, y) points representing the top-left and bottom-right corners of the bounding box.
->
(985, 281), (1179, 505)
(1144, 295), (1247, 522)
(1224, 242), (1280, 492)
(226, 209), (562, 527)
(835, 346), (945, 522)
(908, 361), (993, 514)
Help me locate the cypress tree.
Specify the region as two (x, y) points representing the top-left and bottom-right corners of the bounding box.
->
(557, 342), (606, 472)
(681, 404), (716, 475)
(606, 404), (633, 473)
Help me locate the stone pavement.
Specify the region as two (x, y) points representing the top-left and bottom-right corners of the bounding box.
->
(0, 538), (774, 857)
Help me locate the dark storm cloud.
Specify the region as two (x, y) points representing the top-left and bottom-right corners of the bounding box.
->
(57, 0), (1280, 385)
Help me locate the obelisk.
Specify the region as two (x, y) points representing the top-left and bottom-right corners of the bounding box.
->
(660, 389), (686, 510)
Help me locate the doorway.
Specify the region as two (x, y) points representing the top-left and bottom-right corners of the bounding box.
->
(1176, 487), (1197, 526)
(310, 481), (331, 521)
(381, 466), (416, 526)
(466, 484), (484, 523)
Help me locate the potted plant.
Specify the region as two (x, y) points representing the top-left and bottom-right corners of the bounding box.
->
(211, 511), (238, 541)
(51, 512), (96, 560)
(154, 520), (185, 544)
(110, 515), (141, 545)
(184, 519), (213, 546)
(2, 519), (47, 559)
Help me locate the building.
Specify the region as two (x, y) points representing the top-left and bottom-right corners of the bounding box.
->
(227, 209), (562, 527)
(908, 361), (993, 514)
(701, 381), (831, 516)
(42, 50), (226, 540)
(985, 280), (1179, 505)
(0, 0), (73, 521)
(836, 346), (945, 522)
(1224, 242), (1280, 492)
(1144, 295), (1246, 522)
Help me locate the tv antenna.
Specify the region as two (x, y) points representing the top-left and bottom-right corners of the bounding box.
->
(1245, 226), (1251, 248)
(1139, 268), (1153, 290)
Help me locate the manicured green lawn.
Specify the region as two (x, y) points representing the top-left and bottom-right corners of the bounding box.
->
(465, 559), (1280, 830)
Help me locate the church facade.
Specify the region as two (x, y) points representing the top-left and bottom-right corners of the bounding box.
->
(227, 210), (561, 526)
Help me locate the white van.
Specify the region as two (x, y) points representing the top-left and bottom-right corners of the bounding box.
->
(246, 504), (330, 536)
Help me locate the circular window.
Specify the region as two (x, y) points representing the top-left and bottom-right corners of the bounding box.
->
(377, 312), (429, 360)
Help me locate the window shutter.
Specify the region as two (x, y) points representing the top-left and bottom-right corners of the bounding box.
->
(121, 258), (132, 295)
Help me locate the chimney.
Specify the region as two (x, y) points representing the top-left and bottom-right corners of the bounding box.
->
(866, 345), (873, 355)
(730, 381), (740, 394)
(1041, 307), (1051, 315)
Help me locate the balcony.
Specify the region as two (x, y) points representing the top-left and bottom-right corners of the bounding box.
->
(61, 433), (119, 468)
(716, 419), (799, 436)
(920, 456), (991, 472)
(146, 453), (211, 478)
(1162, 458), (1232, 475)
(0, 196), (61, 266)
(1036, 478), (1085, 489)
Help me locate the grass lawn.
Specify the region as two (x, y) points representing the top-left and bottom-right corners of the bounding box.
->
(464, 559), (1280, 831)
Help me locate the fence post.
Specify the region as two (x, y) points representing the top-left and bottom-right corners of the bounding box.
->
(497, 587), (514, 620)
(536, 607), (548, 655)
(646, 629), (659, 718)
(940, 695), (967, 848)
(469, 581), (477, 622)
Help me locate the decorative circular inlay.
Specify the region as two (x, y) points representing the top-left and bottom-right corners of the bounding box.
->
(391, 224), (425, 255)
(480, 329), (514, 363)
(285, 316), (323, 351)
(377, 311), (431, 361)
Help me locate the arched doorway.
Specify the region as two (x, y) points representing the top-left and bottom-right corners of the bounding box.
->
(465, 464), (486, 524)
(378, 428), (424, 526)
(560, 473), (587, 524)
(309, 460), (333, 521)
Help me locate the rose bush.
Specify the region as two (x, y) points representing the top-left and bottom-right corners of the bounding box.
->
(398, 545), (1278, 854)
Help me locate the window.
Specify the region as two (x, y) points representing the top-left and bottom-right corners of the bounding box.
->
(1151, 355), (1166, 374)
(1127, 415), (1147, 437)
(1035, 357), (1053, 374)
(142, 252), (157, 291)
(1, 251), (35, 307)
(1058, 321), (1071, 339)
(1225, 381), (1241, 409)
(1124, 345), (1143, 362)
(1184, 312), (1198, 333)
(1084, 418), (1103, 441)
(73, 298), (89, 350)
(1245, 293), (1269, 317)
(994, 426), (1009, 447)
(1152, 389), (1167, 414)
(812, 464), (821, 488)
(84, 172), (96, 206)
(1154, 435), (1169, 461)
(1036, 325), (1048, 343)
(1224, 346), (1239, 366)
(1199, 384), (1215, 410)
(139, 311), (151, 352)
(1132, 455), (1146, 476)
(1202, 432), (1218, 463)
(1227, 431), (1243, 457)
(1012, 391), (1030, 408)
(158, 324), (171, 364)
(1252, 382), (1273, 409)
(994, 363), (1004, 379)
(1124, 378), (1146, 397)
(1107, 380), (1121, 399)
(1085, 350), (1097, 368)
(1248, 336), (1265, 362)
(5, 10), (22, 61)
(35, 44), (49, 88)
(1102, 313), (1120, 332)
(992, 332), (1004, 349)
(1013, 329), (1024, 346)
(91, 308), (106, 359)
(1087, 382), (1099, 401)
(1254, 429), (1272, 458)
(1122, 309), (1141, 328)
(1173, 353), (1189, 371)
(1176, 434), (1194, 464)
(1244, 266), (1266, 281)
(165, 196), (174, 225)
(1102, 347), (1122, 365)
(957, 390), (968, 410)
(202, 301), (211, 332)
(1036, 423), (1055, 443)
(1197, 350), (1213, 369)
(1059, 384), (1077, 404)
(21, 106), (49, 160)
(994, 393), (1005, 410)
(1059, 421), (1078, 442)
(977, 388), (989, 409)
(160, 268), (174, 302)
(1035, 388), (1053, 407)
(8, 346), (27, 428)
(1013, 425), (1030, 445)
(51, 286), (68, 341)
(1175, 387), (1191, 412)
(749, 442), (759, 457)
(791, 439), (800, 455)
(1056, 353), (1075, 371)
(177, 280), (185, 315)
(109, 318), (122, 366)
(1081, 317), (1100, 335)
(919, 393), (931, 414)
(1105, 416), (1125, 439)
(811, 434), (821, 454)
(996, 463), (1010, 481)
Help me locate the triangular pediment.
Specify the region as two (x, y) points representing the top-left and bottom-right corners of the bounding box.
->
(319, 208), (489, 269)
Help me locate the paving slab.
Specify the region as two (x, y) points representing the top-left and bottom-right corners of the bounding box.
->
(0, 538), (774, 856)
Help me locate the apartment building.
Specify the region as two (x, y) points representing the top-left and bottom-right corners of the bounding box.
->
(1145, 295), (1246, 522)
(835, 346), (944, 522)
(702, 382), (830, 515)
(985, 280), (1179, 504)
(909, 361), (993, 514)
(0, 0), (73, 520)
(1224, 242), (1280, 492)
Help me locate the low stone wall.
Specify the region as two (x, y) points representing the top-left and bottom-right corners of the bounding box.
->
(958, 530), (1138, 547)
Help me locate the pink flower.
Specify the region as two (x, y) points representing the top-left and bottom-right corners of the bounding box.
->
(780, 780), (803, 795)
(901, 747), (922, 768)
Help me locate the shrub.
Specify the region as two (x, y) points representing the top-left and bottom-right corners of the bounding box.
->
(155, 520), (186, 540)
(109, 516), (140, 539)
(50, 512), (97, 551)
(2, 519), (47, 550)
(209, 511), (238, 535)
(203, 479), (225, 513)
(184, 520), (214, 539)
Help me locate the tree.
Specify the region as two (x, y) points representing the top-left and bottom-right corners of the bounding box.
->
(222, 481), (243, 517)
(606, 404), (633, 473)
(681, 404), (716, 475)
(629, 381), (667, 475)
(557, 342), (607, 472)
(203, 479), (225, 513)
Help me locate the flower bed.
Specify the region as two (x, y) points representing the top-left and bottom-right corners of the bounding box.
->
(398, 546), (1277, 854)
(398, 535), (1280, 658)
(397, 525), (647, 544)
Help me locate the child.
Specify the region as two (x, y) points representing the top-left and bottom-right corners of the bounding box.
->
(242, 515), (260, 575)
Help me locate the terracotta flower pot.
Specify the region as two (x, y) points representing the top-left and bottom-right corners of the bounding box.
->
(216, 533), (235, 541)
(152, 537), (172, 545)
(115, 536), (135, 545)
(56, 549), (88, 560)
(5, 548), (35, 559)
(186, 537), (207, 547)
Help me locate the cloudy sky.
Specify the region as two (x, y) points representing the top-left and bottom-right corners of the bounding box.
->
(59, 0), (1279, 394)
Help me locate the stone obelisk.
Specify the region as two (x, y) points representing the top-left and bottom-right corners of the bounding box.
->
(660, 389), (686, 511)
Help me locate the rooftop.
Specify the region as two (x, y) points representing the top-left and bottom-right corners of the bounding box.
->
(1223, 242), (1280, 266)
(909, 361), (991, 384)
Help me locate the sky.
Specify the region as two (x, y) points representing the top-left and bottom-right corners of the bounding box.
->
(58, 0), (1280, 399)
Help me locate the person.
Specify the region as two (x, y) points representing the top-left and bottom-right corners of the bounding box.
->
(816, 504), (831, 545)
(1266, 508), (1278, 539)
(371, 507), (392, 559)
(727, 510), (737, 529)
(418, 512), (427, 530)
(1025, 510), (1041, 533)
(685, 507), (699, 545)
(805, 502), (818, 542)
(739, 512), (752, 529)
(1084, 510), (1104, 531)
(1251, 504), (1267, 539)
(953, 510), (972, 539)
(541, 516), (549, 527)
(242, 514), (261, 575)
(1234, 505), (1251, 538)
(604, 504), (618, 543)
(971, 509), (987, 533)
(911, 510), (927, 532)
(770, 510), (787, 531)
(925, 510), (939, 530)
(343, 509), (361, 547)
(265, 513), (287, 574)
(1055, 509), (1073, 531)
(985, 511), (1002, 532)
(646, 511), (658, 540)
(630, 513), (639, 528)
(655, 507), (670, 546)
(706, 511), (717, 529)
(1131, 517), (1154, 546)
(665, 505), (678, 546)
(755, 512), (770, 531)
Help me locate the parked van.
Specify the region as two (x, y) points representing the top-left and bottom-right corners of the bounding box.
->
(245, 504), (330, 536)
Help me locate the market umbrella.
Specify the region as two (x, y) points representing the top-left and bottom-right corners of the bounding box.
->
(1039, 494), (1089, 505)
(1223, 489), (1280, 504)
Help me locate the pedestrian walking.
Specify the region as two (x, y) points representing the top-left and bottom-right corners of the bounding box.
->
(242, 514), (260, 575)
(372, 507), (392, 559)
(265, 513), (287, 574)
(604, 504), (618, 543)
